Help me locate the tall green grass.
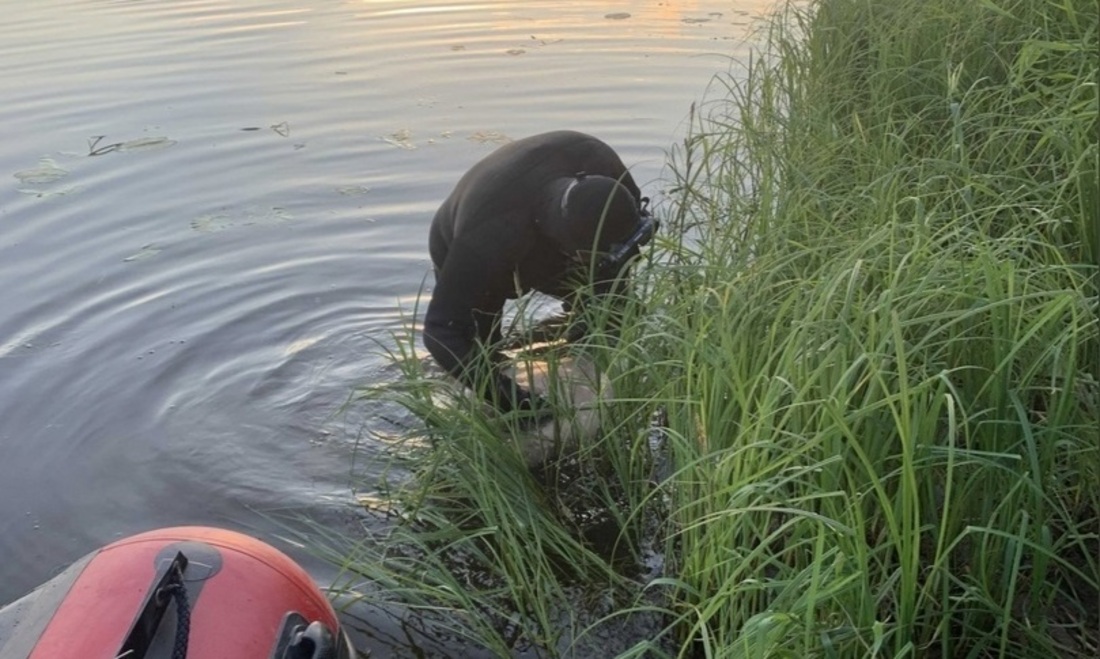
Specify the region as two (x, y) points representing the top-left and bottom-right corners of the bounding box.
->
(322, 0), (1099, 656)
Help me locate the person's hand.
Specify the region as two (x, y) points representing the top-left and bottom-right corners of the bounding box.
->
(563, 320), (588, 343)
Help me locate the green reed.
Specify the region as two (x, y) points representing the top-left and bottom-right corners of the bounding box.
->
(317, 0), (1098, 656)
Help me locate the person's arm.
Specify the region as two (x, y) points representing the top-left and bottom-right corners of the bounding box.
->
(574, 165), (645, 339)
(423, 236), (549, 416)
(560, 263), (634, 343)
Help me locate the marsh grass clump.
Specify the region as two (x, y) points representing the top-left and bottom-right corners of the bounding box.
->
(323, 0), (1098, 656)
(648, 0), (1098, 655)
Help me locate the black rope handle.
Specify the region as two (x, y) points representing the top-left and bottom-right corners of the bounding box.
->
(117, 551), (192, 659)
(158, 565), (191, 659)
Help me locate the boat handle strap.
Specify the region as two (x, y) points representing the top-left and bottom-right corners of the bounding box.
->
(116, 551), (191, 659)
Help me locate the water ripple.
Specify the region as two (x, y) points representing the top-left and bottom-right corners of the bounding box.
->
(0, 0), (767, 618)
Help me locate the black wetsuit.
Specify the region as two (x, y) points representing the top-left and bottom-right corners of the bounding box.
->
(425, 130), (642, 413)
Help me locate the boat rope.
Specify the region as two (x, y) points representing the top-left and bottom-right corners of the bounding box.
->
(160, 566), (191, 659)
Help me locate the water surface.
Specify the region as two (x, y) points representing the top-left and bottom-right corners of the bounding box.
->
(0, 0), (765, 652)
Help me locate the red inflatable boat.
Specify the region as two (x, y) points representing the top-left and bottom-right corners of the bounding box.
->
(0, 526), (355, 659)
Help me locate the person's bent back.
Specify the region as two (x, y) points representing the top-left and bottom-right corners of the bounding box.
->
(423, 130), (653, 418)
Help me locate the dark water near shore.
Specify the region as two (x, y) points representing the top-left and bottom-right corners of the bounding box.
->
(1, 0), (764, 653)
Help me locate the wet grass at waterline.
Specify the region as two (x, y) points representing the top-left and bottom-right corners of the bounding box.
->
(317, 0), (1099, 656)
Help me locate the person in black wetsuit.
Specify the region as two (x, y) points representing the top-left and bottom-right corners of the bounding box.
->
(424, 130), (656, 420)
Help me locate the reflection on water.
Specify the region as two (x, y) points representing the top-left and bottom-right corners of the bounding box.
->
(0, 0), (769, 653)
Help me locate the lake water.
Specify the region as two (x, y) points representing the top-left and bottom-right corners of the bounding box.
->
(1, 0), (765, 653)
